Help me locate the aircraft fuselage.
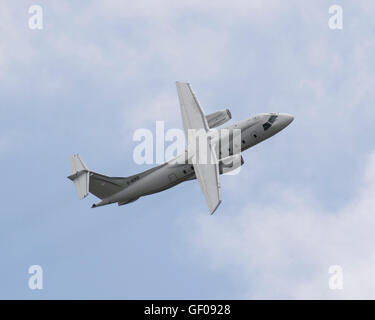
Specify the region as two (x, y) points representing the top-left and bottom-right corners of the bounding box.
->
(92, 113), (293, 208)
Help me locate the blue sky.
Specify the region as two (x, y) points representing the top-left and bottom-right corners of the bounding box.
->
(1, 0), (375, 299)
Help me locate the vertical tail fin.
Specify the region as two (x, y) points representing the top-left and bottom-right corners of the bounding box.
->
(68, 154), (90, 199)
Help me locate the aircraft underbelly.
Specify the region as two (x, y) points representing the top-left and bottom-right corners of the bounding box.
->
(113, 164), (189, 203)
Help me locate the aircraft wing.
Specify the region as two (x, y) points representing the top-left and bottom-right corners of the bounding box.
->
(176, 82), (210, 134)
(176, 82), (222, 214)
(193, 158), (222, 214)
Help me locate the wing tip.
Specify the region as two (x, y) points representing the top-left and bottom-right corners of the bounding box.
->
(176, 81), (189, 85)
(209, 200), (222, 215)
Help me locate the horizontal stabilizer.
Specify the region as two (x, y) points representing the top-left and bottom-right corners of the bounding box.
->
(68, 154), (89, 199)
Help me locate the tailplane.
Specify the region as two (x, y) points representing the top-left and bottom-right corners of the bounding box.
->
(67, 154), (134, 203)
(68, 154), (90, 199)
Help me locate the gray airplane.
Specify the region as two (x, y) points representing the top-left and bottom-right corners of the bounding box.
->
(68, 82), (293, 214)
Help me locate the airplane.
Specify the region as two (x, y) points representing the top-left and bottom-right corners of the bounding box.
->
(68, 82), (294, 214)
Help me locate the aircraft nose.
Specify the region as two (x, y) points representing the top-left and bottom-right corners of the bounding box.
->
(280, 113), (294, 127)
(285, 114), (294, 125)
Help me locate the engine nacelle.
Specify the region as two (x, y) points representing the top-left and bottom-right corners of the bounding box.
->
(206, 109), (232, 128)
(219, 154), (244, 174)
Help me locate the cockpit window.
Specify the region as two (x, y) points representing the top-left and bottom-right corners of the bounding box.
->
(268, 115), (278, 123)
(263, 122), (271, 131)
(263, 115), (278, 131)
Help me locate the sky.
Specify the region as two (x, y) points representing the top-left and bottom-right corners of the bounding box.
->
(1, 0), (375, 299)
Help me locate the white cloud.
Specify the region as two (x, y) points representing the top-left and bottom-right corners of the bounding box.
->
(121, 90), (181, 134)
(28, 0), (287, 86)
(182, 151), (375, 299)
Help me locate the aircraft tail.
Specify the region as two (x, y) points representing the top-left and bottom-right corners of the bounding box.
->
(67, 154), (133, 202)
(68, 154), (90, 199)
